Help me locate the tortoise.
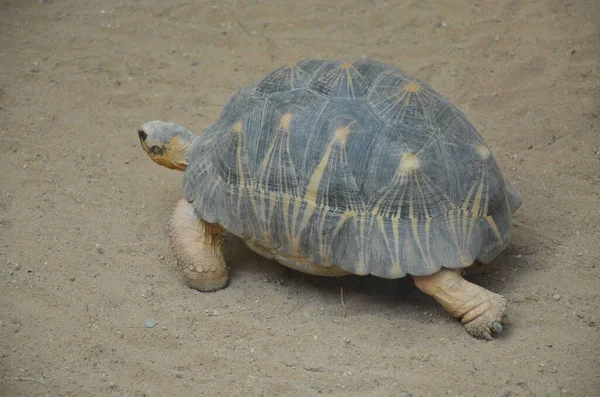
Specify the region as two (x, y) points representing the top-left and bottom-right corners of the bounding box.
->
(137, 59), (522, 340)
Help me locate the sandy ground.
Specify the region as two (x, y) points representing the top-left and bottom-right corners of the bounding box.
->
(1, 0), (599, 396)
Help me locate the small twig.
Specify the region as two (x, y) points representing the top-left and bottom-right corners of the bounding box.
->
(227, 21), (233, 51)
(340, 286), (346, 318)
(48, 169), (60, 193)
(284, 305), (295, 316)
(15, 377), (49, 388)
(235, 17), (251, 37)
(223, 2), (251, 37)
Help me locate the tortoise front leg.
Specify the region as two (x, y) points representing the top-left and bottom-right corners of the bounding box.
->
(413, 268), (507, 340)
(169, 199), (228, 292)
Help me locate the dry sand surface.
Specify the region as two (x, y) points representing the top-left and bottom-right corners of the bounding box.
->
(1, 0), (599, 396)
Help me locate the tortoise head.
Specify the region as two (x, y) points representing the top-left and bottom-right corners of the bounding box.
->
(137, 121), (196, 171)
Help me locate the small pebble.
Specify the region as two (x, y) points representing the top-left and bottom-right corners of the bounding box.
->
(577, 252), (584, 257)
(95, 244), (104, 254)
(552, 294), (561, 301)
(144, 319), (158, 328)
(515, 254), (522, 259)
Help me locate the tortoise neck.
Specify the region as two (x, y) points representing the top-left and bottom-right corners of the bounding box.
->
(165, 133), (195, 171)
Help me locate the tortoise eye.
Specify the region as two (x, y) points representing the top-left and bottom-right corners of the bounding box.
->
(150, 145), (165, 155)
(138, 130), (148, 141)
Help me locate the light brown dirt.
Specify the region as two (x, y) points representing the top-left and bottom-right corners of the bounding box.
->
(1, 0), (599, 396)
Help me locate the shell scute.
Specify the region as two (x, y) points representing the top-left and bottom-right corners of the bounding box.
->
(307, 60), (369, 99)
(255, 63), (309, 94)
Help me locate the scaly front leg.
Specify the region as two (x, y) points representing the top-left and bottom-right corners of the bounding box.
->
(169, 199), (228, 292)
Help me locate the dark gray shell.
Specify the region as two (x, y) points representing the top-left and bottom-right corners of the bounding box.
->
(183, 59), (522, 278)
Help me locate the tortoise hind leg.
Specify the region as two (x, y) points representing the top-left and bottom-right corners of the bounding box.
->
(413, 269), (507, 340)
(169, 199), (228, 292)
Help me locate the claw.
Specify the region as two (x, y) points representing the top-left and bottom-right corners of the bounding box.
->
(492, 321), (503, 333)
(482, 331), (493, 341)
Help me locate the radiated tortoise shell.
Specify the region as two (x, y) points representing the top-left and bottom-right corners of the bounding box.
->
(182, 58), (522, 278)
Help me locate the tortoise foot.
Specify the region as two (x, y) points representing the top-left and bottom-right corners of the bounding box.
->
(182, 268), (228, 292)
(169, 199), (228, 292)
(461, 292), (507, 341)
(414, 268), (507, 340)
